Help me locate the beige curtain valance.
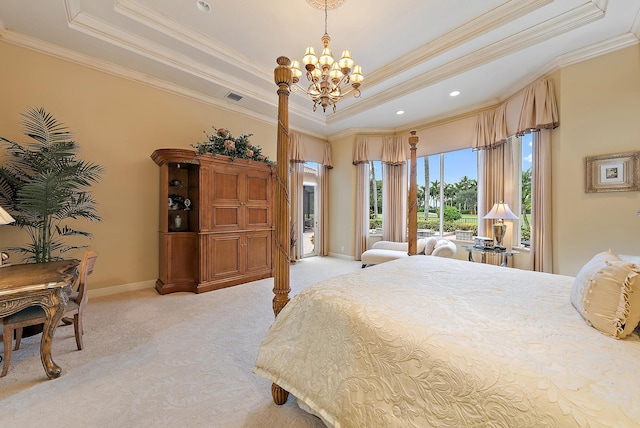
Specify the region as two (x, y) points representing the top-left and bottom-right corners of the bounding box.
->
(382, 136), (406, 165)
(352, 135), (370, 165)
(323, 142), (333, 169)
(517, 78), (559, 136)
(289, 132), (306, 163)
(290, 132), (331, 165)
(473, 77), (559, 150)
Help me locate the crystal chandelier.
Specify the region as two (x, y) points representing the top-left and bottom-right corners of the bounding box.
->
(290, 0), (364, 113)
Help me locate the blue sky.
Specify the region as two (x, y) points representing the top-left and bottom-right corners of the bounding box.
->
(372, 133), (533, 185)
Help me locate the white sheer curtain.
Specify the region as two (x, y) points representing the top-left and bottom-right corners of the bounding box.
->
(531, 130), (553, 272)
(289, 162), (304, 261)
(318, 142), (333, 256)
(382, 136), (407, 242)
(289, 133), (306, 261)
(353, 136), (370, 260)
(317, 164), (330, 256)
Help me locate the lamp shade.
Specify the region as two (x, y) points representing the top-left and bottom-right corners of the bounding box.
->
(0, 206), (15, 225)
(483, 202), (518, 220)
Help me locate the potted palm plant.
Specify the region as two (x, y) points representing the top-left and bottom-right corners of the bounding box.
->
(0, 107), (103, 263)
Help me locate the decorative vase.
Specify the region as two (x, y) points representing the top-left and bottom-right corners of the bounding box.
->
(174, 214), (182, 230)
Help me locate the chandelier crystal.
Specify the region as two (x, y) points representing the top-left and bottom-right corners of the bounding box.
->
(291, 0), (363, 113)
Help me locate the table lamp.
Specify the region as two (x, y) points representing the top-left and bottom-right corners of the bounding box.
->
(0, 205), (16, 267)
(483, 202), (518, 249)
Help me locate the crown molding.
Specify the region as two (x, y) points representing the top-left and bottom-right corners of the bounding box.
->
(327, 1), (606, 125)
(114, 0), (270, 83)
(327, 127), (396, 141)
(0, 30), (279, 126)
(632, 5), (640, 39)
(64, 3), (327, 129)
(364, 0), (552, 89)
(552, 33), (639, 70)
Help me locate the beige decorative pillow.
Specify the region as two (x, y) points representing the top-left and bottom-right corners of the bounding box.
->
(570, 250), (620, 308)
(571, 250), (640, 338)
(416, 238), (426, 254)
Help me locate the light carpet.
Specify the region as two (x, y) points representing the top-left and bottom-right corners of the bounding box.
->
(0, 256), (362, 427)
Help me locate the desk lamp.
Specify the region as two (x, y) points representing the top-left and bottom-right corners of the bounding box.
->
(483, 202), (518, 249)
(0, 206), (15, 267)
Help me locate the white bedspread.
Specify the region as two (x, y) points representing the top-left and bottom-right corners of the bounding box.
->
(254, 256), (640, 428)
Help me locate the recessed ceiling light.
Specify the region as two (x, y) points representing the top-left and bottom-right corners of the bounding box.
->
(195, 0), (211, 13)
(396, 110), (405, 115)
(449, 90), (460, 97)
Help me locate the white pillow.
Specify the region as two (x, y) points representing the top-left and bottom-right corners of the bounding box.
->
(423, 237), (438, 255)
(571, 250), (640, 338)
(416, 238), (426, 254)
(432, 240), (456, 258)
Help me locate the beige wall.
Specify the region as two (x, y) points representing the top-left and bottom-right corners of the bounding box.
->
(0, 41), (278, 292)
(328, 134), (357, 257)
(554, 44), (640, 275)
(2, 40), (639, 292)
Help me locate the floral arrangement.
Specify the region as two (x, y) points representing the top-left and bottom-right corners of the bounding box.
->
(192, 126), (275, 167)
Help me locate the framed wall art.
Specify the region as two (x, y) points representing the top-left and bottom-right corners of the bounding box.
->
(585, 151), (640, 193)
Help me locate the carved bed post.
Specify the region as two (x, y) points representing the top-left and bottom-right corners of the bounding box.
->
(271, 56), (292, 405)
(408, 130), (419, 255)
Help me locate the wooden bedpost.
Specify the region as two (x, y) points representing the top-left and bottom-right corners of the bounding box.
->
(408, 130), (419, 255)
(271, 56), (292, 405)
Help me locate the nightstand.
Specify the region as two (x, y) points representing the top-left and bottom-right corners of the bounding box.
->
(463, 246), (519, 267)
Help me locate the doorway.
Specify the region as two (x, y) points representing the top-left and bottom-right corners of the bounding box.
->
(303, 162), (318, 257)
(303, 184), (316, 257)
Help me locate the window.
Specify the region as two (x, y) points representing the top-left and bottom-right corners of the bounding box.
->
(414, 148), (478, 238)
(369, 160), (382, 234)
(366, 148), (479, 240)
(519, 133), (533, 247)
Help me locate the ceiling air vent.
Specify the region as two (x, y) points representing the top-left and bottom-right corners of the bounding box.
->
(226, 92), (243, 102)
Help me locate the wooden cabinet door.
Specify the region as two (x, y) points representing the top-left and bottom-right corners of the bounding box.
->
(245, 171), (272, 229)
(207, 167), (241, 232)
(156, 232), (197, 294)
(245, 231), (272, 273)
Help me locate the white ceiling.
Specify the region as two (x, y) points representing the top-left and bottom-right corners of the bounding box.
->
(0, 0), (639, 138)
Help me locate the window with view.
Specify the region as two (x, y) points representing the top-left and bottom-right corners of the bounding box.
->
(369, 160), (383, 234)
(414, 149), (479, 239)
(520, 133), (532, 247)
(368, 148), (484, 240)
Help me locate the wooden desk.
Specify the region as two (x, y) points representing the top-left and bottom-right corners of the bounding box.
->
(0, 260), (78, 378)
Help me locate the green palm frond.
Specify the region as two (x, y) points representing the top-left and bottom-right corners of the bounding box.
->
(0, 107), (103, 263)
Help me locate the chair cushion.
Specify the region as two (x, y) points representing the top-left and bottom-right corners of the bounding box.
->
(3, 301), (79, 325)
(3, 305), (46, 324)
(361, 249), (409, 265)
(371, 241), (409, 251)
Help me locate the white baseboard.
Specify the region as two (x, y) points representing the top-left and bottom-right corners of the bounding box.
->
(88, 280), (155, 298)
(327, 252), (355, 261)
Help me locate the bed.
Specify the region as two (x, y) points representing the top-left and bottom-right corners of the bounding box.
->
(255, 255), (640, 427)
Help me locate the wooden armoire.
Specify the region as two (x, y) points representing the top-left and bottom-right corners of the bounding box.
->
(151, 148), (274, 294)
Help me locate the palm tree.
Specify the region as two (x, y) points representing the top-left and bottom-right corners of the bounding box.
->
(0, 107), (103, 263)
(443, 183), (456, 207)
(521, 167), (532, 231)
(370, 161), (378, 217)
(430, 180), (440, 210)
